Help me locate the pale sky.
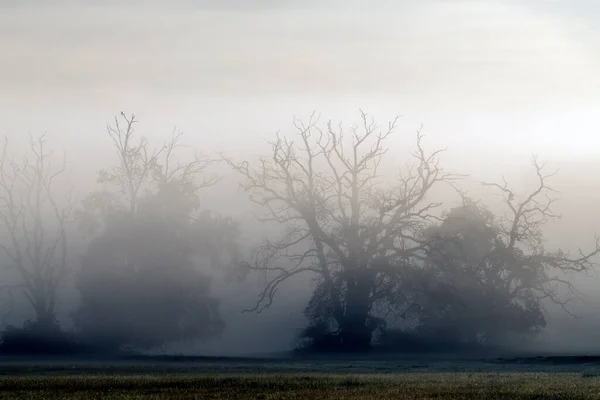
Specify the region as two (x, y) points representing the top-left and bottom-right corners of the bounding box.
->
(2, 1), (599, 105)
(0, 0), (599, 165)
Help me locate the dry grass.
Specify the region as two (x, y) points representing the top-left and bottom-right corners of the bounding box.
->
(0, 372), (600, 399)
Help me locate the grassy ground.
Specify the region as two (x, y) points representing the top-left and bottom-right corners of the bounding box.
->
(2, 357), (600, 399)
(2, 372), (600, 399)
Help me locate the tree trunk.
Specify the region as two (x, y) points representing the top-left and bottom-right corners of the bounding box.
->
(339, 317), (372, 352)
(31, 293), (57, 332)
(338, 272), (374, 352)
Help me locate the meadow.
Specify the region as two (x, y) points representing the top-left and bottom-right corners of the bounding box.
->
(1, 356), (600, 399)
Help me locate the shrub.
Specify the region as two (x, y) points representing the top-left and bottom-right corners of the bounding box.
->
(0, 320), (104, 356)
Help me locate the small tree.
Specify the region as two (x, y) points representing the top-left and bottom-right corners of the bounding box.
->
(0, 135), (70, 331)
(227, 111), (460, 351)
(73, 113), (238, 351)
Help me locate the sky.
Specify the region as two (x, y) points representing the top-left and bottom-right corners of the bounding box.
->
(1, 0), (600, 353)
(0, 0), (598, 222)
(0, 0), (600, 166)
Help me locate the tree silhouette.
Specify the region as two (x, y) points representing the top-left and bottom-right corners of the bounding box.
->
(414, 158), (600, 347)
(0, 135), (71, 331)
(226, 111), (460, 351)
(416, 200), (546, 345)
(73, 113), (238, 351)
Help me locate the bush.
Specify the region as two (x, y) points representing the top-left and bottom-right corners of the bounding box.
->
(295, 324), (505, 355)
(0, 320), (105, 356)
(373, 328), (502, 355)
(295, 322), (345, 354)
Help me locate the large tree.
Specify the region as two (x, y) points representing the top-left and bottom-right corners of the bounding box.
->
(416, 198), (548, 346)
(0, 135), (71, 331)
(227, 111), (460, 351)
(73, 113), (238, 351)
(229, 112), (600, 352)
(382, 158), (600, 349)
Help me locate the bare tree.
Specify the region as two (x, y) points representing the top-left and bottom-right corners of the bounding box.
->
(226, 111), (461, 350)
(479, 156), (600, 314)
(78, 112), (219, 235)
(0, 135), (71, 330)
(101, 112), (218, 211)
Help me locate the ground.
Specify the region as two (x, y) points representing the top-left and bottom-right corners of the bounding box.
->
(2, 355), (600, 399)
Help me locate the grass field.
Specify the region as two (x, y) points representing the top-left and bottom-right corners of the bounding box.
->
(3, 373), (600, 399)
(2, 357), (600, 399)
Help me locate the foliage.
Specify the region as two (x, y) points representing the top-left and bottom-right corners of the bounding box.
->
(73, 113), (237, 351)
(372, 328), (502, 354)
(412, 157), (600, 347)
(73, 191), (227, 350)
(296, 320), (344, 353)
(415, 200), (545, 345)
(0, 320), (93, 356)
(374, 158), (600, 351)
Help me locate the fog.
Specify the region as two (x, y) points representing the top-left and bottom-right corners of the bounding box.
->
(1, 0), (600, 355)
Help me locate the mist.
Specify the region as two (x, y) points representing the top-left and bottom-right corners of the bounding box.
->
(0, 0), (600, 356)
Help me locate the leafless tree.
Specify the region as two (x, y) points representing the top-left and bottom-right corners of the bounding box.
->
(226, 111), (461, 350)
(0, 135), (71, 329)
(101, 112), (219, 211)
(479, 156), (600, 314)
(78, 112), (220, 235)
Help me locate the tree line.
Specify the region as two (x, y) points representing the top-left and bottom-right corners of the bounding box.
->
(0, 111), (597, 354)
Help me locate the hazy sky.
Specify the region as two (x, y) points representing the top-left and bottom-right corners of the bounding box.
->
(2, 1), (600, 106)
(0, 0), (600, 167)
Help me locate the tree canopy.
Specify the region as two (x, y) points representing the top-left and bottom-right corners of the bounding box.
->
(73, 113), (239, 351)
(416, 200), (547, 345)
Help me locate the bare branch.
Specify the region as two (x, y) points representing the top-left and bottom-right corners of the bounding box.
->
(0, 135), (71, 326)
(227, 111), (462, 335)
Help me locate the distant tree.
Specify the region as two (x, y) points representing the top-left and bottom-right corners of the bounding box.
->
(73, 113), (239, 351)
(414, 159), (600, 347)
(226, 111), (461, 351)
(0, 135), (71, 331)
(416, 200), (545, 345)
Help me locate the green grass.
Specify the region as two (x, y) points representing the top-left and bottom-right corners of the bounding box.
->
(1, 373), (600, 399)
